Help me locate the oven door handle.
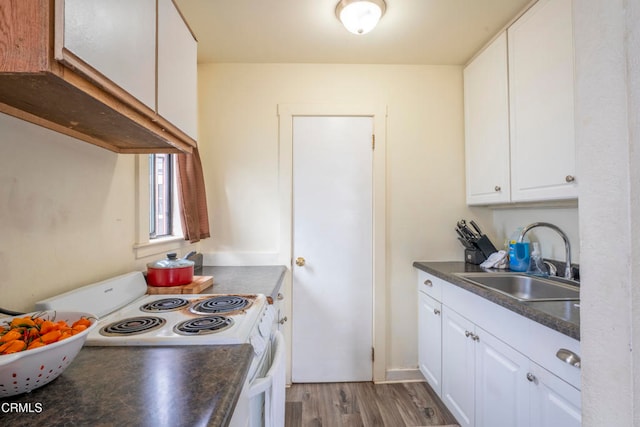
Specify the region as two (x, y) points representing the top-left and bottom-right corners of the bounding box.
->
(247, 331), (284, 397)
(248, 376), (272, 397)
(247, 331), (286, 426)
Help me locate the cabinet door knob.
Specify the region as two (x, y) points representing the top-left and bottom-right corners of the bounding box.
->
(556, 348), (581, 368)
(465, 330), (472, 338)
(279, 316), (288, 325)
(565, 175), (576, 183)
(433, 309), (441, 316)
(295, 257), (306, 267)
(494, 185), (501, 192)
(424, 279), (433, 287)
(277, 293), (284, 301)
(526, 372), (537, 383)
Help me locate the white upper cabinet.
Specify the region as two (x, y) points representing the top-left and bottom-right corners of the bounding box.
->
(464, 33), (511, 205)
(158, 0), (198, 140)
(463, 0), (576, 205)
(60, 0), (157, 110)
(508, 0), (576, 202)
(37, 0), (198, 152)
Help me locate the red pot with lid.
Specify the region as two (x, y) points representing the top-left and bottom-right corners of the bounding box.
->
(146, 252), (196, 287)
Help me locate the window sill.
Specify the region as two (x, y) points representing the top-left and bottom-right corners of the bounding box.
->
(133, 236), (194, 260)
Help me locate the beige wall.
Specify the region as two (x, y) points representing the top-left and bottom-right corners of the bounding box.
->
(0, 113), (196, 312)
(197, 63), (494, 372)
(492, 206), (579, 263)
(0, 113), (138, 311)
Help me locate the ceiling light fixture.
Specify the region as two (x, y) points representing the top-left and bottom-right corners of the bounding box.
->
(335, 0), (387, 35)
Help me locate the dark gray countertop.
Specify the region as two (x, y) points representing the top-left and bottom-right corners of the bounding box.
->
(413, 261), (580, 340)
(198, 265), (287, 304)
(0, 345), (253, 427)
(0, 265), (288, 426)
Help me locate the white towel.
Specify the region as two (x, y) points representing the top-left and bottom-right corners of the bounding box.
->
(480, 250), (508, 269)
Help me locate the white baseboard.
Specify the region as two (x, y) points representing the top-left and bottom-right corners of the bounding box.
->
(376, 368), (425, 384)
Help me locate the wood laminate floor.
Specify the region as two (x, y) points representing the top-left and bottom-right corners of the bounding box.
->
(285, 381), (460, 427)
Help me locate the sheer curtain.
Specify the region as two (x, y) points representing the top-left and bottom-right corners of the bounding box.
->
(176, 147), (210, 243)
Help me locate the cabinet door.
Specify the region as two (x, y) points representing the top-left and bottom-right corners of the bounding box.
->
(508, 0), (577, 202)
(463, 32), (511, 205)
(529, 362), (581, 427)
(418, 292), (442, 396)
(157, 0), (198, 139)
(59, 0), (157, 109)
(475, 328), (529, 427)
(442, 308), (475, 427)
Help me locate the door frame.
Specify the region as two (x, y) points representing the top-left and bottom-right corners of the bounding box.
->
(277, 104), (387, 383)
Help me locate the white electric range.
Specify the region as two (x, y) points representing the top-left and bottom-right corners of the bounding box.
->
(34, 271), (283, 427)
(34, 271), (273, 351)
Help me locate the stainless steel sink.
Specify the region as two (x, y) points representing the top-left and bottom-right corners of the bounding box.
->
(455, 272), (580, 301)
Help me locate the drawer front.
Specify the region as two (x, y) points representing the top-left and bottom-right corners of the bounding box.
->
(417, 270), (443, 301)
(528, 320), (581, 390)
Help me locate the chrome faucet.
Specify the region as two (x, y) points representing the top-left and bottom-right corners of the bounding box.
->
(518, 222), (573, 280)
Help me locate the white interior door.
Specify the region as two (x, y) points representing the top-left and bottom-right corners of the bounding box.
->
(291, 116), (373, 383)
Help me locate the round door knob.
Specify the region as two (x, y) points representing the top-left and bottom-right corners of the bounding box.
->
(433, 309), (441, 316)
(424, 279), (433, 287)
(295, 257), (306, 267)
(526, 373), (537, 383)
(279, 316), (288, 325)
(494, 185), (501, 192)
(565, 175), (575, 183)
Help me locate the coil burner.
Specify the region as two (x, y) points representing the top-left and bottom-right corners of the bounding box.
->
(100, 316), (166, 336)
(173, 316), (234, 336)
(140, 297), (190, 313)
(190, 296), (250, 315)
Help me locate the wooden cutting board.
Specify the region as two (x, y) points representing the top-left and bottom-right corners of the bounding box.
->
(147, 276), (214, 294)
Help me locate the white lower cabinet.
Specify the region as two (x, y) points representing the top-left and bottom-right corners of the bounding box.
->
(417, 270), (581, 427)
(529, 362), (581, 427)
(476, 327), (530, 427)
(441, 307), (475, 426)
(418, 292), (442, 396)
(442, 307), (529, 427)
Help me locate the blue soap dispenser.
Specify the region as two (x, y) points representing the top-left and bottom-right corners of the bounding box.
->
(508, 227), (530, 272)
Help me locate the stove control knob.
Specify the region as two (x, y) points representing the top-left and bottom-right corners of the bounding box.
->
(295, 257), (306, 267)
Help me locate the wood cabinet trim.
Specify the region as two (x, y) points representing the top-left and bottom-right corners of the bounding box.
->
(0, 0), (196, 154)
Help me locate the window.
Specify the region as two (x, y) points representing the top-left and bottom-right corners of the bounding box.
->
(149, 154), (180, 240)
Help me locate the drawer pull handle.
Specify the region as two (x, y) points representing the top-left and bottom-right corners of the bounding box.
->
(424, 279), (433, 287)
(556, 348), (581, 368)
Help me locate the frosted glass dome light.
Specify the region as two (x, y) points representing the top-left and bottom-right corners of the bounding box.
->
(336, 0), (387, 35)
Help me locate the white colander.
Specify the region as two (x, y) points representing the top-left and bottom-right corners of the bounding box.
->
(0, 311), (97, 398)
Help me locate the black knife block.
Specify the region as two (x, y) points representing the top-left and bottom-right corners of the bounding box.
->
(465, 248), (486, 265)
(475, 234), (498, 258)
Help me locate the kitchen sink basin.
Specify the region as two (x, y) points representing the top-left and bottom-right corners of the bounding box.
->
(455, 272), (580, 301)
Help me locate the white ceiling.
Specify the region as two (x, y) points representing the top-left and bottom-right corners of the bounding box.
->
(175, 0), (533, 65)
